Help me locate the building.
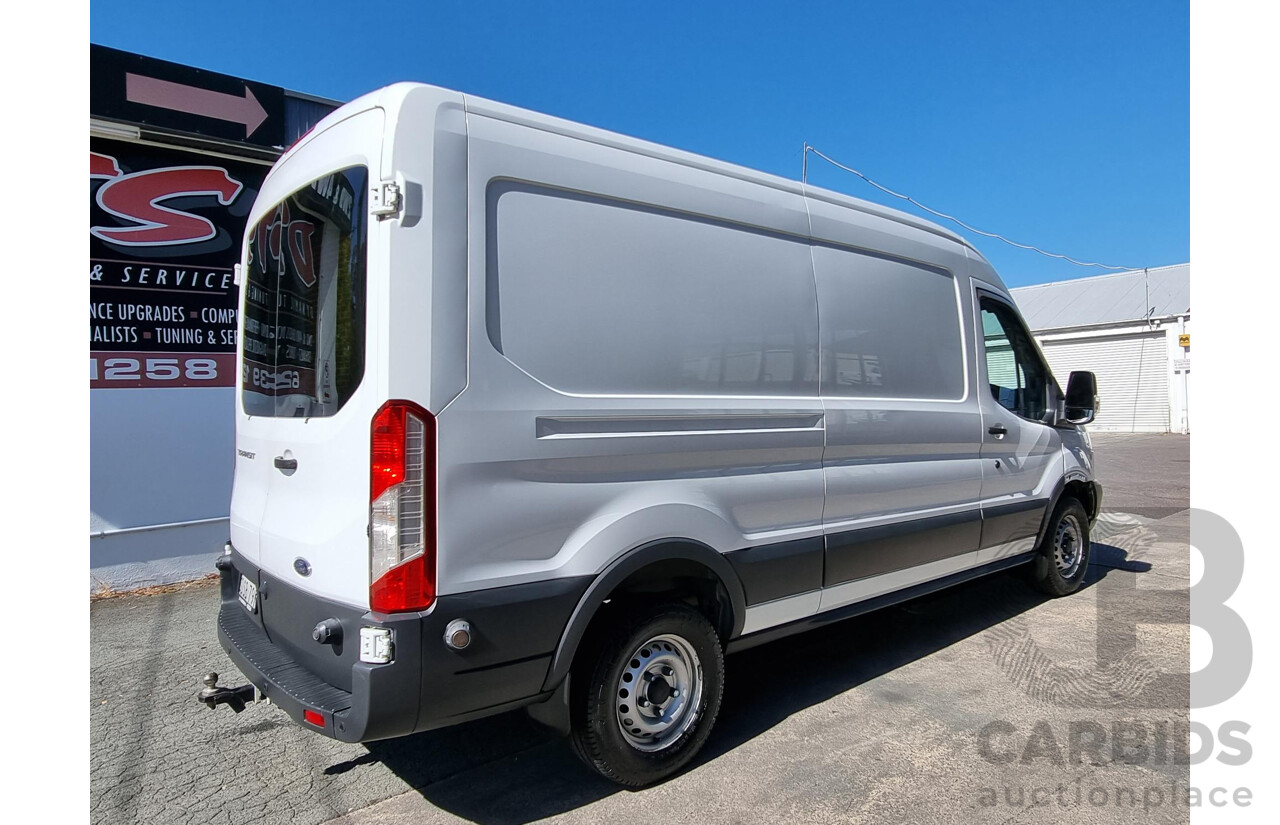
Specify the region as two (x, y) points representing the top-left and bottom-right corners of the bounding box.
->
(1010, 264), (1191, 434)
(89, 45), (337, 591)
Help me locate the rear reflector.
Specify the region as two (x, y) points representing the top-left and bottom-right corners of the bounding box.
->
(370, 401), (436, 613)
(303, 709), (324, 727)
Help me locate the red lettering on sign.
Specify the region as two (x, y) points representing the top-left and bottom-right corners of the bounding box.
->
(90, 152), (122, 179)
(90, 153), (244, 247)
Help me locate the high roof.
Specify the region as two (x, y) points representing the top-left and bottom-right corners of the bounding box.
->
(1010, 263), (1190, 331)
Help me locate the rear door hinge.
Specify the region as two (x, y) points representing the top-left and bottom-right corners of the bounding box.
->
(371, 181), (402, 219)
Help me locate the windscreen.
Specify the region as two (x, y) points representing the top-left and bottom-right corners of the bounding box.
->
(241, 166), (368, 417)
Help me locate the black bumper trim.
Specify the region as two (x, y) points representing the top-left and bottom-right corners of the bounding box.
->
(218, 603), (353, 714)
(215, 550), (589, 743)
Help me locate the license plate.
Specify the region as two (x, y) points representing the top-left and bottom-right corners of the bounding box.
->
(238, 574), (259, 614)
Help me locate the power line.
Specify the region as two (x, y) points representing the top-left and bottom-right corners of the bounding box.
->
(802, 144), (1135, 272)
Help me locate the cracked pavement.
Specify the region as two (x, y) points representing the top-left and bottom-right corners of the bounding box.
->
(90, 433), (1191, 824)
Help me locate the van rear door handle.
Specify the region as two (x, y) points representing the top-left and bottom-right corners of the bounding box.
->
(274, 457), (297, 472)
(988, 424), (1008, 437)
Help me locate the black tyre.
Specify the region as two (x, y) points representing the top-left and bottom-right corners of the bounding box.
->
(1029, 497), (1091, 596)
(569, 602), (724, 787)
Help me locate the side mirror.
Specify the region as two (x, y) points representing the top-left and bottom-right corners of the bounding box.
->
(1063, 371), (1098, 425)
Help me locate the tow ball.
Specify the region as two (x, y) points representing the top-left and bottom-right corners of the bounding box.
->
(197, 672), (257, 713)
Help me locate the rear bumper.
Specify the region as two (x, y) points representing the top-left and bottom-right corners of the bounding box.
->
(216, 549), (590, 743)
(217, 557), (422, 742)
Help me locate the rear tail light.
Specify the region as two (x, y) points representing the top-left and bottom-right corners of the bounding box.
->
(369, 401), (436, 613)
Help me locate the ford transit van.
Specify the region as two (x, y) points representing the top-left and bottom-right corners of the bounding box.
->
(208, 82), (1103, 786)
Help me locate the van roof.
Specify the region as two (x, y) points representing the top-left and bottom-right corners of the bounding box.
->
(456, 87), (975, 253)
(287, 82), (981, 259)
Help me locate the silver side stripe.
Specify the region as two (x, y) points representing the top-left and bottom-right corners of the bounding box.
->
(740, 590), (822, 635)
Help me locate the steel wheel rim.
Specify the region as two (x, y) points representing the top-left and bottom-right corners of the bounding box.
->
(1054, 514), (1084, 578)
(615, 633), (703, 752)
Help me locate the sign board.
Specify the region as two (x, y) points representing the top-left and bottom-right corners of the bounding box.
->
(90, 44), (286, 148)
(1178, 333), (1190, 347)
(90, 137), (268, 388)
(1174, 358), (1191, 372)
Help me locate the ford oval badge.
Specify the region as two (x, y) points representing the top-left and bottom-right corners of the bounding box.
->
(293, 557), (312, 577)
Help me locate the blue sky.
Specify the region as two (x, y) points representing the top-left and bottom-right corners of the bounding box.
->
(90, 1), (1188, 287)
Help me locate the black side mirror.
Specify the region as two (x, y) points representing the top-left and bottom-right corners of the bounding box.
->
(1063, 371), (1098, 425)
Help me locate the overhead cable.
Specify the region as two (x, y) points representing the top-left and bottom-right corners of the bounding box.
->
(803, 144), (1135, 272)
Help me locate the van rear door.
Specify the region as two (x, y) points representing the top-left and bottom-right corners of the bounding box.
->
(230, 107), (385, 609)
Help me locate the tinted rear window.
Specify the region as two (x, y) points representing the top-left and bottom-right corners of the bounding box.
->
(241, 166), (368, 417)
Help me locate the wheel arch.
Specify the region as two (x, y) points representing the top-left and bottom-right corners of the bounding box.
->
(541, 538), (746, 692)
(1033, 470), (1100, 550)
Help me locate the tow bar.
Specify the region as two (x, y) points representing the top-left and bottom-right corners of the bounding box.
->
(197, 672), (257, 713)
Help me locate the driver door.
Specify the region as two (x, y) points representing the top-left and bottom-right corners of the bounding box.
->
(974, 290), (1064, 563)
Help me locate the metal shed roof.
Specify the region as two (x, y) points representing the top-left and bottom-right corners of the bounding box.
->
(1009, 263), (1190, 331)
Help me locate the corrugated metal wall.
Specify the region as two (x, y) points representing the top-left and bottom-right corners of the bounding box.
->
(1040, 332), (1169, 432)
(985, 340), (1017, 387)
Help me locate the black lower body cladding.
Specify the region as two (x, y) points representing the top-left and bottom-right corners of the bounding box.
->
(217, 549), (590, 742)
(725, 501), (1053, 603)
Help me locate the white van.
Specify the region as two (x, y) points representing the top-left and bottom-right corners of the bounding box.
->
(207, 83), (1102, 787)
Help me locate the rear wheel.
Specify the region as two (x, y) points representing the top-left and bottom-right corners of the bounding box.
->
(1029, 497), (1091, 596)
(569, 602), (724, 786)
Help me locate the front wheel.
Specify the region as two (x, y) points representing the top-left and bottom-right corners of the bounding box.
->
(569, 602), (724, 786)
(1029, 497), (1091, 596)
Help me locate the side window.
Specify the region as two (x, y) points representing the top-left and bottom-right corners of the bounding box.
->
(980, 298), (1050, 421)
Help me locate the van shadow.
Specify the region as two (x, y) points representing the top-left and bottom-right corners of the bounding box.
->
(346, 545), (1135, 824)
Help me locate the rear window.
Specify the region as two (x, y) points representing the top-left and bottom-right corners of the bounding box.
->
(241, 166), (368, 417)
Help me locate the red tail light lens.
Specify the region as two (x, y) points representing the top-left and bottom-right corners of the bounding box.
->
(370, 401), (436, 613)
(370, 551), (433, 616)
(371, 404), (408, 502)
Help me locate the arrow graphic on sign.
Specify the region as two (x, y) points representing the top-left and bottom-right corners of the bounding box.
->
(125, 72), (269, 138)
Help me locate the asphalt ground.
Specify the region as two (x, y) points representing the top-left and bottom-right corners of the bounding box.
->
(1086, 433), (1190, 520)
(90, 434), (1191, 824)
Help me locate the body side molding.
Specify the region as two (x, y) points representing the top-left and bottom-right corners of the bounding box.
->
(727, 551), (1037, 654)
